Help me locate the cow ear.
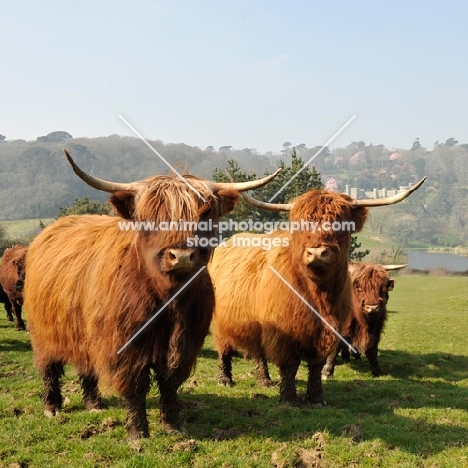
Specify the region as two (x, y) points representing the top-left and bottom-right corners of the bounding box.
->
(109, 191), (136, 219)
(216, 189), (240, 216)
(350, 206), (368, 233)
(388, 279), (395, 291)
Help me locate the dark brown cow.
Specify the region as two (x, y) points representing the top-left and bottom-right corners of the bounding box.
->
(0, 244), (28, 330)
(210, 178), (425, 406)
(24, 149), (279, 438)
(322, 263), (405, 378)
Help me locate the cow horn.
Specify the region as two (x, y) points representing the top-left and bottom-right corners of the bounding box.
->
(382, 264), (408, 270)
(223, 169), (293, 211)
(350, 177), (426, 207)
(213, 168), (282, 192)
(63, 149), (141, 193)
(239, 192), (294, 211)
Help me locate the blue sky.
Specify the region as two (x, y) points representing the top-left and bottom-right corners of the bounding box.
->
(1, 1), (467, 153)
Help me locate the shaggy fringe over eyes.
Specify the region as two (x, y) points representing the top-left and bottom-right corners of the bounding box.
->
(352, 264), (389, 292)
(290, 191), (368, 234)
(133, 175), (218, 244)
(135, 176), (215, 221)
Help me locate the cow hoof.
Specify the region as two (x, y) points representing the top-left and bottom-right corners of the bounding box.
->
(218, 378), (235, 387)
(127, 429), (149, 439)
(161, 422), (187, 434)
(15, 326), (26, 331)
(310, 399), (327, 408)
(257, 378), (274, 388)
(280, 397), (303, 408)
(44, 408), (59, 418)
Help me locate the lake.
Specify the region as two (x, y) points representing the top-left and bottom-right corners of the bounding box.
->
(407, 249), (468, 272)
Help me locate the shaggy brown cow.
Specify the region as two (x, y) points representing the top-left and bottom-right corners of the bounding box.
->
(322, 263), (406, 378)
(0, 244), (28, 330)
(210, 178), (425, 406)
(24, 149), (279, 438)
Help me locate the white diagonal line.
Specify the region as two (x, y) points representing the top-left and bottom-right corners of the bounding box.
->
(117, 266), (206, 354)
(268, 266), (358, 354)
(118, 114), (207, 203)
(268, 115), (356, 202)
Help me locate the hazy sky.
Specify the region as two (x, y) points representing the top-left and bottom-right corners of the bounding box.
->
(1, 1), (467, 153)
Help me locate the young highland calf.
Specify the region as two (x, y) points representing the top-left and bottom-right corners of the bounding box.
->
(0, 244), (28, 330)
(322, 263), (406, 378)
(24, 149), (279, 438)
(210, 178), (425, 406)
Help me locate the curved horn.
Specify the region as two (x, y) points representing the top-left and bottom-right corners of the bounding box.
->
(239, 191), (294, 212)
(63, 149), (140, 193)
(223, 168), (292, 211)
(382, 264), (408, 271)
(213, 168), (282, 192)
(350, 177), (426, 207)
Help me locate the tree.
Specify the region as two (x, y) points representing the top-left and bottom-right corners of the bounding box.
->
(37, 131), (73, 142)
(413, 158), (426, 179)
(411, 138), (421, 151)
(0, 134), (6, 142)
(444, 137), (458, 147)
(57, 197), (111, 218)
(212, 148), (323, 235)
(349, 235), (370, 261)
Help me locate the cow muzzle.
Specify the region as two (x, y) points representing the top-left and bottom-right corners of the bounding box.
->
(166, 248), (198, 271)
(306, 247), (332, 265)
(364, 304), (380, 314)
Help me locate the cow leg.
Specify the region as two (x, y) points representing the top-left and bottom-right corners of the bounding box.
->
(365, 345), (382, 376)
(123, 371), (150, 439)
(218, 346), (236, 387)
(156, 371), (187, 432)
(255, 356), (273, 387)
(306, 360), (327, 407)
(11, 303), (25, 331)
(322, 349), (338, 379)
(42, 361), (64, 417)
(340, 339), (351, 362)
(4, 300), (13, 322)
(278, 362), (300, 406)
(79, 373), (102, 410)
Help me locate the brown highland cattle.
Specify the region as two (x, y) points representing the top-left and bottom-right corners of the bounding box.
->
(24, 149), (279, 438)
(0, 244), (28, 330)
(210, 178), (425, 406)
(322, 263), (406, 378)
(253, 262), (406, 384)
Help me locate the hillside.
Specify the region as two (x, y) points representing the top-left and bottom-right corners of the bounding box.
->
(0, 134), (467, 249)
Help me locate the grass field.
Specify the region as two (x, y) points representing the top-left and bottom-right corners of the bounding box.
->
(0, 276), (467, 467)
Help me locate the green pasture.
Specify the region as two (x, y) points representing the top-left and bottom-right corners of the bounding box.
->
(0, 276), (467, 467)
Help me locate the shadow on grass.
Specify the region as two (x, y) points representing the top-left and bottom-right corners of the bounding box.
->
(35, 363), (468, 459)
(0, 338), (31, 352)
(334, 349), (468, 382)
(177, 375), (468, 458)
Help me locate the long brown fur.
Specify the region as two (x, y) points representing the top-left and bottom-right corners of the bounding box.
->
(25, 174), (240, 438)
(210, 190), (368, 405)
(323, 263), (394, 378)
(0, 244), (28, 330)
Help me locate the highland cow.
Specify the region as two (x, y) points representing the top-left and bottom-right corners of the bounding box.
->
(24, 149), (279, 438)
(210, 178), (425, 406)
(0, 244), (28, 330)
(322, 263), (406, 378)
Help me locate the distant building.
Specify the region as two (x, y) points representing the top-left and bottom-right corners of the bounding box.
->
(344, 185), (410, 199)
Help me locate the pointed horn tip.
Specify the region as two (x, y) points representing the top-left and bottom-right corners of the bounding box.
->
(383, 264), (408, 270)
(62, 148), (72, 161)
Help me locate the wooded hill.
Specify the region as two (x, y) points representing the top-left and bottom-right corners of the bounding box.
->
(0, 133), (467, 248)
